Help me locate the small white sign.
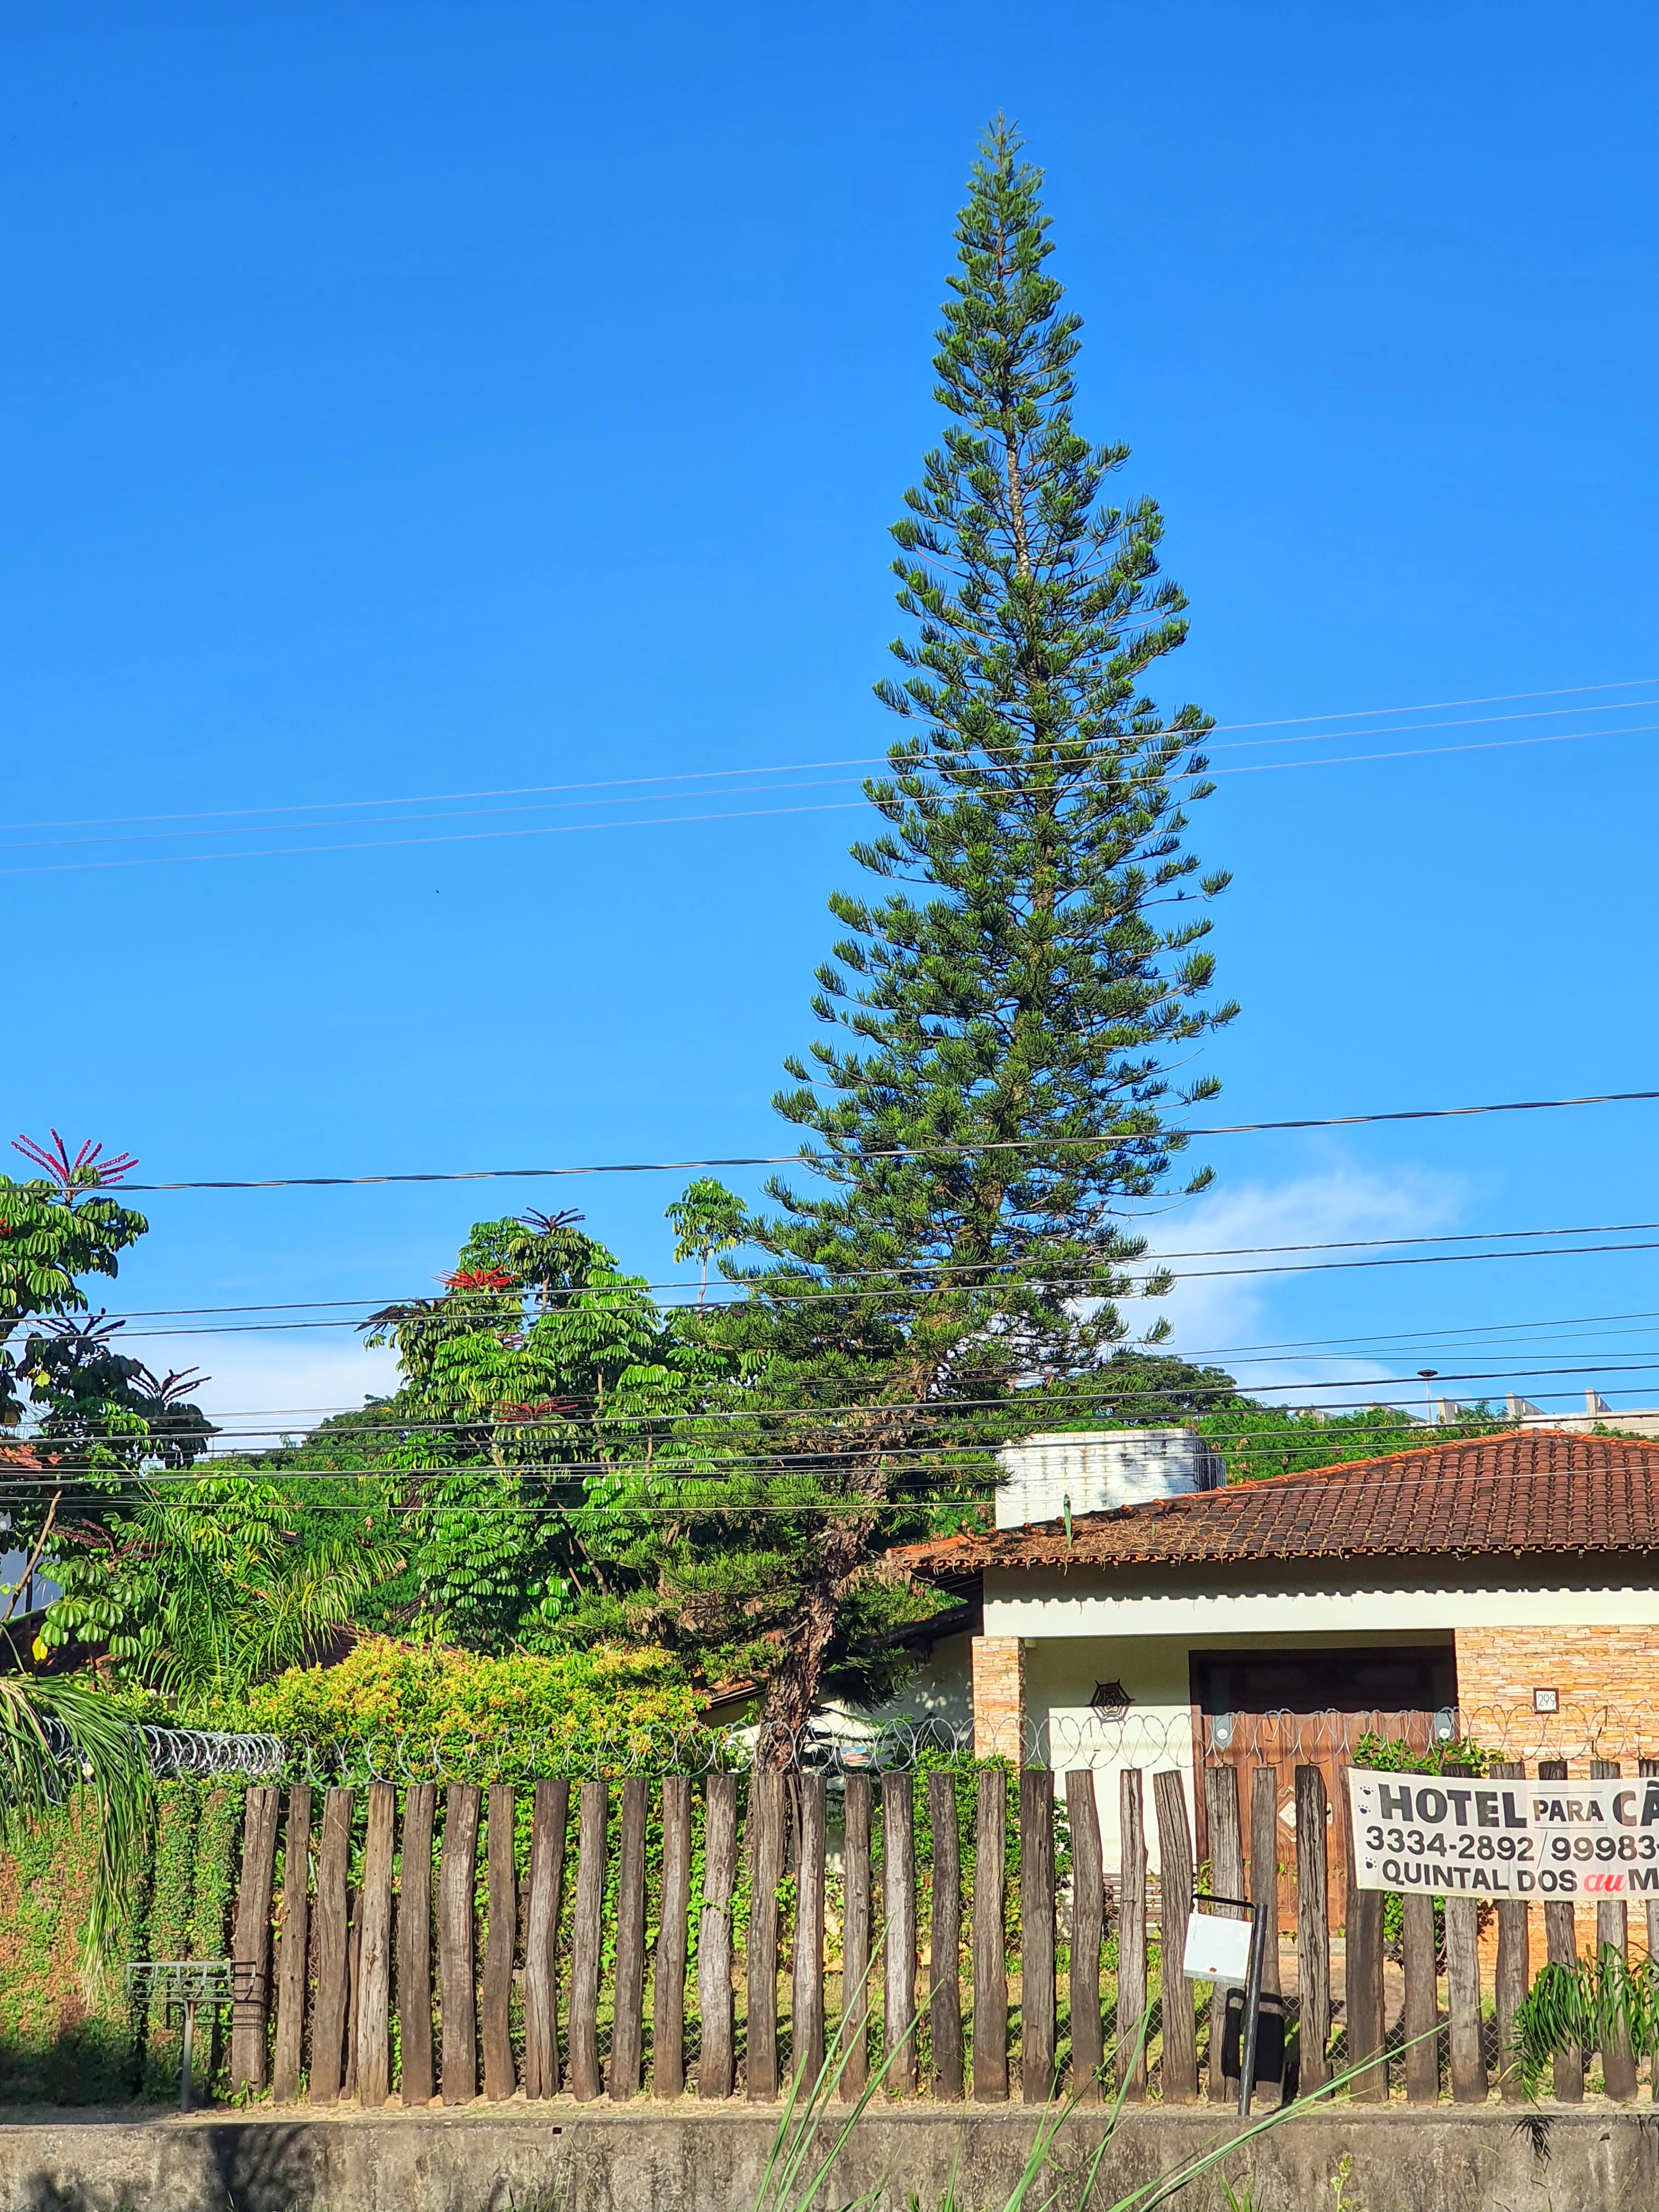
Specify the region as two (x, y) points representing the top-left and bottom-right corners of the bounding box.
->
(1182, 1909), (1252, 1985)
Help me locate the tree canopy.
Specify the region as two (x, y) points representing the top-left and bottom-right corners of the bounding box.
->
(634, 119), (1235, 1740)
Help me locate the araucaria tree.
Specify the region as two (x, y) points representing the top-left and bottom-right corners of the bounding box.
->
(680, 120), (1237, 1741)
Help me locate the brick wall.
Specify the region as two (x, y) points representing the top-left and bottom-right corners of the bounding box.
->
(970, 1635), (1024, 1761)
(1455, 1622), (1659, 1763)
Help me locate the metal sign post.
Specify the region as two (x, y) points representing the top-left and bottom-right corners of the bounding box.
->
(125, 1961), (257, 2111)
(1183, 1890), (1264, 2118)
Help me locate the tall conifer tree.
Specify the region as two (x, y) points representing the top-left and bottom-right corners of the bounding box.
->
(662, 122), (1237, 1740)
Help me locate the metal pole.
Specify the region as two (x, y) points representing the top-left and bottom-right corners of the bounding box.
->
(180, 1999), (195, 2113)
(1237, 1901), (1265, 2119)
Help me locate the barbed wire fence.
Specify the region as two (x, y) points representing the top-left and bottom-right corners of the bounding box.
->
(112, 1701), (1658, 1790)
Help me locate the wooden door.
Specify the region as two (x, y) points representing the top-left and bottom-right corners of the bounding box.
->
(1190, 1646), (1455, 1928)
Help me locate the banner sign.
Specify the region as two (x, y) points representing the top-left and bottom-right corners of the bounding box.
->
(1345, 1767), (1659, 1899)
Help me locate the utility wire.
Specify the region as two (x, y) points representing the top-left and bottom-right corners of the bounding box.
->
(76, 1085), (1659, 1192)
(8, 676), (1649, 836)
(29, 1212), (1659, 1327)
(35, 1228), (1659, 1343)
(13, 1353), (1658, 1455)
(4, 717), (1656, 881)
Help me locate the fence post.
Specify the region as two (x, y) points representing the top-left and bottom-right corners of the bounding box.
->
(1537, 1759), (1584, 2103)
(1343, 1785), (1386, 2103)
(878, 1773), (916, 2095)
(842, 1771), (873, 2099)
(1444, 1897), (1485, 2104)
(1247, 1765), (1283, 2112)
(356, 1781), (397, 2107)
(522, 1779), (568, 2100)
(1116, 1769), (1147, 2101)
(1294, 1765), (1330, 2092)
(1203, 1766), (1244, 2104)
(481, 1784), (518, 2102)
(397, 1783), (437, 2107)
(1020, 1769), (1056, 2103)
(654, 1775), (691, 2100)
(1152, 1770), (1198, 2104)
(1401, 1893), (1439, 2104)
(567, 1779), (608, 2102)
(438, 1784), (481, 2105)
(747, 1769), (783, 2101)
(1065, 1771), (1104, 2102)
(971, 1766), (1008, 2102)
(1491, 1760), (1528, 2105)
(607, 1775), (648, 2102)
(1248, 1769), (1282, 2004)
(230, 1784), (280, 2095)
(929, 1769), (963, 2100)
(793, 1773), (827, 2096)
(1588, 1759), (1637, 2101)
(698, 1773), (737, 2099)
(271, 1784), (312, 2104)
(343, 1886), (364, 2100)
(309, 1785), (354, 2104)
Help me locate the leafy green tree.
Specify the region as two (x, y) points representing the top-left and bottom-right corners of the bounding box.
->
(668, 1180), (751, 1306)
(656, 120), (1235, 1740)
(0, 1134), (150, 1435)
(40, 1473), (404, 1696)
(1034, 1347), (1247, 1427)
(1, 1135), (212, 1618)
(1196, 1398), (1503, 1482)
(356, 1213), (707, 1649)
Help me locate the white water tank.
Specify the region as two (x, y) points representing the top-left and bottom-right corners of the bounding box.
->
(994, 1427), (1223, 1530)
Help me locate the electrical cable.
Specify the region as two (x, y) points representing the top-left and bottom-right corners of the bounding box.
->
(4, 715), (1656, 881)
(36, 1229), (1659, 1345)
(15, 1350), (1659, 1457)
(31, 1210), (1659, 1327)
(67, 1085), (1659, 1192)
(8, 675), (1650, 837)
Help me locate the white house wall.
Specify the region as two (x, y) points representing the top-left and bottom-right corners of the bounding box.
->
(982, 1563), (1659, 1641)
(1025, 1633), (1196, 1877)
(825, 1629), (975, 1741)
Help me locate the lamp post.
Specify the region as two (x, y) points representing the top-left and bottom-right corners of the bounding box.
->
(1417, 1369), (1439, 1424)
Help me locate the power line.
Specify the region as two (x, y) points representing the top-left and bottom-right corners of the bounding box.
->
(72, 1086), (1659, 1193)
(14, 1352), (1659, 1457)
(22, 1298), (1659, 1430)
(2, 1426), (1647, 1513)
(29, 1221), (1659, 1344)
(9, 676), (1649, 837)
(32, 1233), (1659, 1348)
(4, 715), (1655, 882)
(25, 1211), (1659, 1327)
(1207, 718), (1659, 780)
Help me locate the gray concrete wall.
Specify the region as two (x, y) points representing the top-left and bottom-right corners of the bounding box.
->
(2, 2102), (1655, 2212)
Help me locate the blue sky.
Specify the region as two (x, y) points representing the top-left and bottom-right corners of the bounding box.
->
(5, 2), (1657, 1437)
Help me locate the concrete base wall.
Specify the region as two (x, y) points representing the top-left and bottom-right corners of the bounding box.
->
(2, 2102), (1656, 2212)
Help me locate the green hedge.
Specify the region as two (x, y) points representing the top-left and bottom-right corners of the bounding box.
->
(0, 1780), (248, 2106)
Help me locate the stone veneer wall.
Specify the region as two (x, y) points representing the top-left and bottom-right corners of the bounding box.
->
(1455, 1622), (1659, 1762)
(970, 1635), (1024, 1760)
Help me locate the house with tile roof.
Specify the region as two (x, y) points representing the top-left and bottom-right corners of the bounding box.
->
(890, 1426), (1659, 1892)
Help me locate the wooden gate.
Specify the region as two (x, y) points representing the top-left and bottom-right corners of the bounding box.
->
(1190, 1645), (1456, 1927)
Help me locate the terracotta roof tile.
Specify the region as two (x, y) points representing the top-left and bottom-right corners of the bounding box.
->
(894, 1429), (1659, 1576)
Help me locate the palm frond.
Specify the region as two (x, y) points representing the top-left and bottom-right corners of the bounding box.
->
(0, 1673), (150, 1968)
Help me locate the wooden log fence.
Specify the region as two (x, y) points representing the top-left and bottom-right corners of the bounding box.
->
(204, 1754), (1659, 2108)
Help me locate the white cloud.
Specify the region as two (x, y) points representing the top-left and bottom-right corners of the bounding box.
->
(1120, 1161), (1468, 1404)
(163, 1333), (402, 1449)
